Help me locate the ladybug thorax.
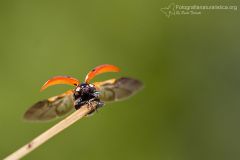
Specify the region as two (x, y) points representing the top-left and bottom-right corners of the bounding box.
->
(74, 83), (96, 100)
(73, 83), (101, 110)
(73, 82), (104, 111)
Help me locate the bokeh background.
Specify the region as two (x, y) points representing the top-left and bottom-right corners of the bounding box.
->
(0, 1), (240, 160)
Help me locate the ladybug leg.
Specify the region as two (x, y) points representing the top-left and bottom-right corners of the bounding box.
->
(86, 99), (104, 115)
(74, 98), (85, 110)
(96, 101), (104, 109)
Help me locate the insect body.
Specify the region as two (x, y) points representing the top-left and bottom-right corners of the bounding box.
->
(73, 83), (103, 111)
(24, 64), (143, 121)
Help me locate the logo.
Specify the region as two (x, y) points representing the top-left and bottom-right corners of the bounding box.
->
(160, 3), (176, 18)
(160, 3), (238, 18)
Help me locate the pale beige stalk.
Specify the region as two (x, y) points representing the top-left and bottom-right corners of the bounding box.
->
(4, 102), (97, 160)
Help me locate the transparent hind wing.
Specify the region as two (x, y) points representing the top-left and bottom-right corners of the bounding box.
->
(94, 77), (143, 102)
(24, 90), (75, 122)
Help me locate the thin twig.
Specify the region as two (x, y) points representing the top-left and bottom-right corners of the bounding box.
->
(4, 101), (98, 160)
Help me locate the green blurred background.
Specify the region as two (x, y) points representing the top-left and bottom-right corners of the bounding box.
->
(0, 0), (239, 160)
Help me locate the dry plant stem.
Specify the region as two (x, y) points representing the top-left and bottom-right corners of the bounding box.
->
(4, 102), (98, 160)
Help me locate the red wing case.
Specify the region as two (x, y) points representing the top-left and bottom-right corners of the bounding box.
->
(40, 76), (80, 91)
(85, 64), (120, 83)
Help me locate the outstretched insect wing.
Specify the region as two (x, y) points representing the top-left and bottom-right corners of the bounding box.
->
(94, 77), (143, 102)
(24, 91), (75, 122)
